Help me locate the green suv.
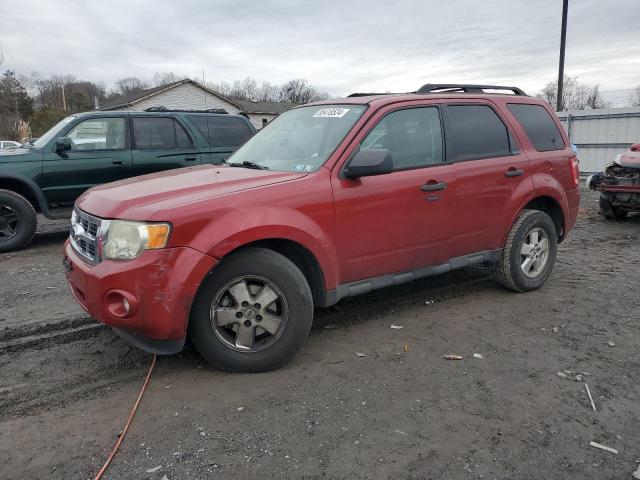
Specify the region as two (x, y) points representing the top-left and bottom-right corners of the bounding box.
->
(0, 110), (255, 252)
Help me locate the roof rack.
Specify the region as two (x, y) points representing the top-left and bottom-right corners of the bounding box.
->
(416, 84), (527, 96)
(347, 92), (400, 97)
(143, 106), (229, 114)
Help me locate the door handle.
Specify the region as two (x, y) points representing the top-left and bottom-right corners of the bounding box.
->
(112, 160), (125, 165)
(504, 168), (524, 177)
(421, 182), (447, 192)
(185, 157), (197, 161)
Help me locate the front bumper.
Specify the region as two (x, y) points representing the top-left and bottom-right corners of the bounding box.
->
(64, 240), (217, 353)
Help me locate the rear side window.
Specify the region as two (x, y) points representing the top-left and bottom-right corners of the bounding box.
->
(186, 115), (252, 147)
(508, 103), (565, 151)
(446, 105), (512, 161)
(133, 117), (192, 149)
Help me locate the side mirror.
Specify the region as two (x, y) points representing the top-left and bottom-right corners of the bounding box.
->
(55, 137), (72, 153)
(344, 149), (393, 179)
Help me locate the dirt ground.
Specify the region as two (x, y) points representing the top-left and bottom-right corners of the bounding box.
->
(1, 187), (639, 480)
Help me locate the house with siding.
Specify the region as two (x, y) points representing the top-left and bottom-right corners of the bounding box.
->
(99, 79), (294, 129)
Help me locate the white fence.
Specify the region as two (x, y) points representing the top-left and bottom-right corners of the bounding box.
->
(556, 107), (640, 173)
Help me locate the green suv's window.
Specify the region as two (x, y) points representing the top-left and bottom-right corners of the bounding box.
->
(66, 118), (126, 151)
(186, 115), (253, 148)
(133, 117), (192, 149)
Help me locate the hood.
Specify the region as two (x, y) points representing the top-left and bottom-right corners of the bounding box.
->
(76, 164), (307, 220)
(614, 151), (640, 170)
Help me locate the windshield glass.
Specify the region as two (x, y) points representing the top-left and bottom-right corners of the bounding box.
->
(228, 104), (367, 172)
(33, 116), (76, 149)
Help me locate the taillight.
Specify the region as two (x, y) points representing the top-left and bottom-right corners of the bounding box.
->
(569, 155), (579, 187)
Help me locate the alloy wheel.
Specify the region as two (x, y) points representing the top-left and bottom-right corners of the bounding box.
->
(210, 275), (289, 353)
(520, 227), (550, 278)
(0, 205), (20, 241)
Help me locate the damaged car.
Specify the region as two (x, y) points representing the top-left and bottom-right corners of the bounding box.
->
(588, 143), (640, 219)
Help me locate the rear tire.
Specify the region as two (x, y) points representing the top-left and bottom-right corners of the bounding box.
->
(599, 194), (628, 220)
(0, 189), (37, 253)
(189, 247), (313, 372)
(495, 209), (558, 293)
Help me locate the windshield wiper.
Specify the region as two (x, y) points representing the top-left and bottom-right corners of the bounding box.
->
(227, 161), (269, 170)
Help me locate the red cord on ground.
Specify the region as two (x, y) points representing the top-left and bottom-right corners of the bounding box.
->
(94, 354), (157, 480)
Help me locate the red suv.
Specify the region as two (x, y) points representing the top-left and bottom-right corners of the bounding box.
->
(63, 84), (580, 372)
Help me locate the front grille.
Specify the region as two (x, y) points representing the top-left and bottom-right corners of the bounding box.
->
(70, 208), (103, 263)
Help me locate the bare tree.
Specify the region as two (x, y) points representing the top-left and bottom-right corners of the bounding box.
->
(537, 76), (608, 111)
(207, 76), (330, 104)
(585, 85), (607, 109)
(113, 77), (149, 96)
(208, 80), (232, 97)
(257, 82), (280, 102)
(279, 78), (329, 104)
(151, 72), (182, 87)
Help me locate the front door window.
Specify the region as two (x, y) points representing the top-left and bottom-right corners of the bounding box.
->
(66, 118), (126, 151)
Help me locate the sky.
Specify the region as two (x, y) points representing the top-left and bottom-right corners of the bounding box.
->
(1, 0), (639, 97)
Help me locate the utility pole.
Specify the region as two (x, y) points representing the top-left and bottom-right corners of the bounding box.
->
(61, 81), (67, 111)
(557, 0), (569, 111)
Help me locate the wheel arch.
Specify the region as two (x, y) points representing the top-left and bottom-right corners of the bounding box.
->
(209, 237), (330, 308)
(0, 173), (47, 214)
(522, 196), (565, 240)
(508, 192), (567, 244)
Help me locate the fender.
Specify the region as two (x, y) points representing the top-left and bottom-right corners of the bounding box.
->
(505, 171), (569, 243)
(0, 172), (66, 220)
(161, 194), (339, 290)
(204, 208), (339, 291)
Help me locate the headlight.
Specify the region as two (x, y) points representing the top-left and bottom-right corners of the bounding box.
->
(103, 220), (171, 260)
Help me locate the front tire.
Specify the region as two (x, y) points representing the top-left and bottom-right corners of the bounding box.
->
(190, 247), (313, 372)
(495, 209), (558, 293)
(599, 194), (628, 220)
(0, 189), (37, 253)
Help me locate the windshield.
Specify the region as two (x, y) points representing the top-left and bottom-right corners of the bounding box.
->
(33, 116), (76, 149)
(228, 104), (367, 172)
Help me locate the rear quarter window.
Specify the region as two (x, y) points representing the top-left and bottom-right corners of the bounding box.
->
(208, 117), (253, 147)
(507, 104), (565, 152)
(186, 115), (253, 148)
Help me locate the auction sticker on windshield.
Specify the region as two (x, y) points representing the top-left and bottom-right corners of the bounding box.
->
(313, 108), (350, 118)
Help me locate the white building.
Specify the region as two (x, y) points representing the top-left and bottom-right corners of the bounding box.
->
(99, 79), (294, 129)
(557, 106), (640, 172)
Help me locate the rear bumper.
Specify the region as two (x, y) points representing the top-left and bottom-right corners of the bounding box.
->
(564, 186), (580, 237)
(64, 240), (217, 351)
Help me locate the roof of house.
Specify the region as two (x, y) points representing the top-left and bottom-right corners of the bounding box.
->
(236, 100), (296, 115)
(100, 79), (242, 111)
(100, 79), (295, 116)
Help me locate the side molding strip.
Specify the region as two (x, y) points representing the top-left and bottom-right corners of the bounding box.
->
(323, 249), (502, 306)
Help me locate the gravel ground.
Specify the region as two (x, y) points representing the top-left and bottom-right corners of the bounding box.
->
(0, 187), (639, 480)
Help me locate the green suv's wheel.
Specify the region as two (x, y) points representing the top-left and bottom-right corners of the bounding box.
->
(0, 189), (37, 253)
(599, 194), (628, 220)
(190, 247), (313, 372)
(495, 209), (558, 292)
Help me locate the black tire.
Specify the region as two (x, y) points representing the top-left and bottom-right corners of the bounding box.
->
(189, 247), (313, 372)
(599, 194), (628, 220)
(495, 209), (558, 293)
(0, 189), (37, 253)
